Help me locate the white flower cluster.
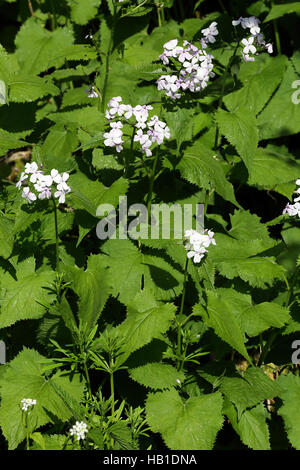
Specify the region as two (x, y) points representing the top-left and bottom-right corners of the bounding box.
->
(21, 398), (37, 412)
(157, 37), (215, 99)
(283, 179), (300, 217)
(184, 229), (216, 264)
(104, 97), (170, 157)
(69, 421), (88, 441)
(201, 21), (219, 49)
(16, 162), (71, 204)
(232, 16), (273, 62)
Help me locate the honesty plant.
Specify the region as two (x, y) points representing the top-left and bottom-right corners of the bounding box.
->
(0, 0), (300, 453)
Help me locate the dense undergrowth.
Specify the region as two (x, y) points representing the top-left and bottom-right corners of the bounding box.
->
(0, 0), (300, 450)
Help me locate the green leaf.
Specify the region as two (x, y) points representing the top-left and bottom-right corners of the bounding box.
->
(224, 55), (288, 116)
(8, 75), (59, 103)
(241, 302), (290, 337)
(67, 0), (102, 25)
(0, 257), (56, 328)
(264, 2), (300, 21)
(196, 291), (251, 361)
(67, 254), (110, 334)
(129, 363), (185, 390)
(277, 374), (300, 449)
(177, 142), (238, 206)
(15, 18), (74, 75)
(146, 389), (223, 450)
(117, 290), (176, 354)
(0, 348), (85, 449)
(215, 107), (258, 175)
(224, 399), (270, 450)
(0, 213), (14, 258)
(258, 62), (300, 139)
(248, 145), (300, 192)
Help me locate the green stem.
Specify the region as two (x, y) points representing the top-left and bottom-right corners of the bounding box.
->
(110, 372), (115, 416)
(52, 196), (59, 272)
(146, 148), (160, 219)
(157, 7), (162, 27)
(84, 360), (92, 400)
(101, 7), (116, 112)
(214, 42), (240, 150)
(271, 1), (281, 54)
(25, 413), (29, 450)
(177, 257), (189, 370)
(50, 0), (57, 30)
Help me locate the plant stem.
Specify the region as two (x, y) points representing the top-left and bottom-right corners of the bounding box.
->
(157, 6), (162, 27)
(84, 360), (92, 400)
(50, 0), (57, 30)
(110, 372), (115, 416)
(214, 42), (240, 150)
(52, 196), (59, 272)
(25, 413), (29, 450)
(27, 0), (34, 16)
(177, 257), (189, 370)
(271, 1), (281, 54)
(146, 148), (160, 220)
(101, 8), (116, 112)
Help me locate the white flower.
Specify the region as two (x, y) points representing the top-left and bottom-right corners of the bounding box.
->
(16, 171), (28, 189)
(51, 170), (70, 192)
(22, 187), (37, 204)
(21, 398), (37, 412)
(184, 229), (216, 264)
(163, 39), (178, 51)
(54, 187), (71, 204)
(25, 162), (43, 183)
(84, 86), (98, 98)
(201, 21), (219, 44)
(70, 421), (88, 441)
(242, 37), (257, 55)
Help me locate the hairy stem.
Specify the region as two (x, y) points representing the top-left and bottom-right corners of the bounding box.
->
(101, 8), (116, 112)
(214, 42), (240, 150)
(52, 196), (59, 272)
(147, 148), (160, 219)
(177, 257), (189, 370)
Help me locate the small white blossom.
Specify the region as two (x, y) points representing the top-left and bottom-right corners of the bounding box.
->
(21, 398), (37, 412)
(184, 229), (216, 264)
(22, 187), (37, 204)
(70, 421), (88, 441)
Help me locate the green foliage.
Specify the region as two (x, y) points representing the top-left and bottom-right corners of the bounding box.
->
(0, 0), (299, 452)
(146, 390), (224, 450)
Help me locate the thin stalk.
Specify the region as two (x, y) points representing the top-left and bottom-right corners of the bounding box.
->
(157, 6), (162, 27)
(271, 1), (281, 54)
(50, 0), (57, 30)
(178, 0), (185, 21)
(177, 257), (189, 370)
(25, 413), (29, 450)
(217, 0), (227, 13)
(27, 0), (34, 16)
(101, 7), (116, 112)
(110, 372), (115, 416)
(146, 148), (160, 219)
(52, 196), (59, 272)
(83, 360), (92, 400)
(214, 42), (240, 150)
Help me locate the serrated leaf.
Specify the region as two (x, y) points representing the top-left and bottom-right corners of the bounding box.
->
(215, 107), (258, 175)
(224, 399), (270, 450)
(177, 142), (238, 206)
(0, 257), (56, 328)
(15, 18), (74, 75)
(0, 348), (85, 449)
(129, 363), (185, 390)
(277, 374), (300, 449)
(197, 291), (251, 361)
(146, 389), (223, 450)
(67, 0), (102, 25)
(117, 290), (176, 355)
